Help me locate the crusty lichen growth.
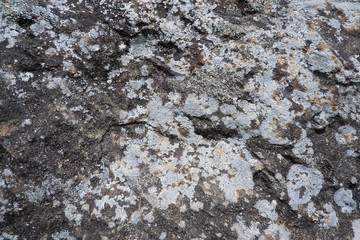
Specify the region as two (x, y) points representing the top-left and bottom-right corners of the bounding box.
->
(0, 0), (360, 239)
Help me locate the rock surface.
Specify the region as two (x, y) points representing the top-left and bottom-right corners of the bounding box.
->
(1, 0), (360, 239)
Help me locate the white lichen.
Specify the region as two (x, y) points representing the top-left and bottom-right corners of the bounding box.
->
(287, 164), (324, 210)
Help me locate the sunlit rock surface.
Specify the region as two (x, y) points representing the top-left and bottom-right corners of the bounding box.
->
(1, 0), (360, 239)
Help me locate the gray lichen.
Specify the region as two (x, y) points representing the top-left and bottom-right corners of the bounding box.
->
(1, 0), (360, 239)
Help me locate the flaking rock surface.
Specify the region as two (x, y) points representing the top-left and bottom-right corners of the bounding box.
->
(1, 0), (360, 239)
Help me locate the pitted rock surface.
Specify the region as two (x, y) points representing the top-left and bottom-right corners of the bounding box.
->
(1, 0), (360, 239)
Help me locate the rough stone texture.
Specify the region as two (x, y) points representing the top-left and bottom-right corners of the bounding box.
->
(0, 0), (360, 239)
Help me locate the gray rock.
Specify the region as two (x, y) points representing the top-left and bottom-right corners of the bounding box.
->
(1, 0), (360, 239)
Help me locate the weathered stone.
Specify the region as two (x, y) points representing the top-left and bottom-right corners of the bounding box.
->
(1, 0), (360, 239)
